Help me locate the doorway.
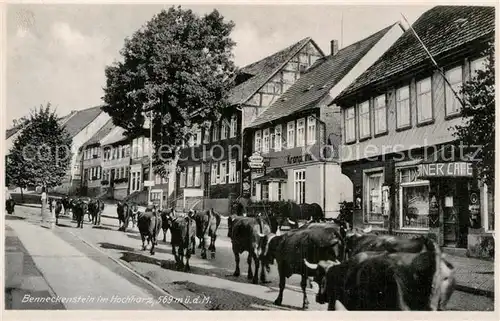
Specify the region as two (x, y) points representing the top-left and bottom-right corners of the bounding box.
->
(442, 179), (469, 248)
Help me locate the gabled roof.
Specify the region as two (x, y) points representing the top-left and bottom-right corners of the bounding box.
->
(6, 111), (77, 140)
(228, 37), (323, 106)
(100, 125), (128, 146)
(81, 119), (116, 149)
(337, 6), (495, 100)
(62, 106), (104, 138)
(249, 25), (395, 128)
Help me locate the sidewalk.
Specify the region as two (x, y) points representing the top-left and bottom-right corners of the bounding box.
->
(5, 217), (172, 310)
(445, 254), (495, 298)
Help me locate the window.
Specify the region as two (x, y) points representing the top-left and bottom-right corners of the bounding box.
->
(345, 107), (355, 143)
(471, 56), (488, 76)
(262, 128), (270, 153)
(195, 128), (202, 146)
(416, 77), (433, 123)
(187, 167), (193, 187)
(194, 166), (201, 186)
(131, 172), (137, 191)
(180, 170), (186, 188)
(230, 116), (237, 138)
(221, 121), (229, 140)
(125, 167), (129, 180)
(296, 118), (305, 147)
(211, 163), (218, 185)
(396, 86), (411, 128)
(445, 66), (463, 116)
(155, 174), (161, 185)
(270, 128), (275, 151)
(294, 169), (306, 204)
(125, 145), (130, 157)
(358, 101), (370, 139)
(365, 171), (384, 223)
(398, 167), (430, 229)
(83, 168), (88, 181)
(374, 95), (387, 134)
(287, 121), (295, 149)
(220, 161), (227, 184)
(278, 183), (283, 201)
(229, 160), (237, 183)
(261, 183), (269, 201)
(307, 116), (316, 145)
(203, 123), (211, 144)
(275, 125), (282, 151)
(254, 130), (262, 152)
(212, 122), (219, 141)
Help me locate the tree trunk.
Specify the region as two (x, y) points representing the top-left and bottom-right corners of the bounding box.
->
(20, 187), (24, 202)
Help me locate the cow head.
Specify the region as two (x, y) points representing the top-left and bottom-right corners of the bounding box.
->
(344, 225), (373, 258)
(303, 258), (341, 304)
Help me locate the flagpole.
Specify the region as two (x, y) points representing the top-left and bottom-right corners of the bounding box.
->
(401, 13), (466, 109)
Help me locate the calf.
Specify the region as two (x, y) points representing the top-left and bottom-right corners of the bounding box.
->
(258, 223), (344, 310)
(160, 207), (176, 243)
(305, 245), (456, 311)
(137, 206), (162, 255)
(170, 214), (196, 271)
(190, 209), (222, 259)
(226, 215), (271, 284)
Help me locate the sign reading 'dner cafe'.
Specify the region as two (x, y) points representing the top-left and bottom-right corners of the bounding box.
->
(417, 162), (474, 178)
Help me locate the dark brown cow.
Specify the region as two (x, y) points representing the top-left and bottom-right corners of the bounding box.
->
(170, 214), (196, 271)
(190, 209), (222, 259)
(117, 201), (138, 231)
(305, 242), (456, 311)
(137, 206), (162, 255)
(286, 202), (325, 229)
(6, 199), (15, 214)
(160, 207), (176, 243)
(73, 200), (88, 229)
(258, 223), (344, 310)
(225, 215), (271, 284)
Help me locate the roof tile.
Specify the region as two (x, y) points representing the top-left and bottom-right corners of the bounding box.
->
(81, 119), (116, 148)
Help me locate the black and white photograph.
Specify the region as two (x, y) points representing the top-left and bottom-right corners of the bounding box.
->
(2, 1), (497, 314)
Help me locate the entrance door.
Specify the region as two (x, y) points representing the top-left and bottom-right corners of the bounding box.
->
(110, 169), (115, 187)
(442, 179), (469, 248)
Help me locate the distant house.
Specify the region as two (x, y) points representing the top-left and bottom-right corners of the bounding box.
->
(6, 106), (110, 195)
(175, 37), (325, 213)
(245, 23), (404, 218)
(333, 6), (494, 258)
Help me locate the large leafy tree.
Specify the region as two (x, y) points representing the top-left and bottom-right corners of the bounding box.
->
(6, 103), (73, 193)
(102, 6), (237, 176)
(453, 42), (495, 189)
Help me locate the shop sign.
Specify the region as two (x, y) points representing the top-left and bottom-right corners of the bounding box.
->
(248, 153), (264, 169)
(287, 154), (313, 165)
(417, 162), (473, 178)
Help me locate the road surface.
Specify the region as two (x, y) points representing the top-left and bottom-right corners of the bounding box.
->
(5, 205), (495, 311)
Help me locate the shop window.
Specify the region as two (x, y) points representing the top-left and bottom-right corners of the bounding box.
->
(187, 167), (193, 187)
(261, 183), (269, 201)
(365, 171), (384, 223)
(344, 107), (355, 143)
(417, 77), (433, 124)
(374, 95), (387, 134)
(398, 167), (430, 229)
(358, 101), (370, 139)
(294, 169), (306, 204)
(278, 182), (283, 201)
(445, 66), (463, 116)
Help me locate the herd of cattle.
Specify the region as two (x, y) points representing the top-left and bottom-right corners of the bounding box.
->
(7, 197), (457, 311)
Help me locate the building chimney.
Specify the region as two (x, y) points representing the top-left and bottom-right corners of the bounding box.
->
(330, 40), (339, 56)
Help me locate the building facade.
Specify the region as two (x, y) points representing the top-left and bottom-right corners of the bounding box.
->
(334, 6), (494, 258)
(245, 23), (404, 218)
(175, 37), (325, 213)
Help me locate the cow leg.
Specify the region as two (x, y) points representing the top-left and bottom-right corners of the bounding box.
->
(252, 251), (259, 284)
(163, 229), (167, 242)
(247, 253), (254, 280)
(233, 248), (241, 277)
(209, 235), (216, 259)
(274, 267), (285, 306)
(150, 237), (155, 255)
(141, 234), (146, 251)
(191, 236), (196, 256)
(301, 274), (310, 310)
(184, 243), (192, 272)
(201, 236), (208, 259)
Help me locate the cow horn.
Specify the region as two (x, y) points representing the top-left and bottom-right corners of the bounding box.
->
(288, 218), (297, 225)
(335, 300), (348, 311)
(303, 259), (318, 270)
(258, 233), (265, 238)
(363, 225), (372, 233)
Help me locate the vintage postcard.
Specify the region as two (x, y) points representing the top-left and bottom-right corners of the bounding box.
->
(2, 0), (497, 318)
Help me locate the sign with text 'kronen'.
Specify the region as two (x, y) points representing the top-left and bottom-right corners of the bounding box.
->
(417, 162), (474, 178)
(248, 153), (264, 169)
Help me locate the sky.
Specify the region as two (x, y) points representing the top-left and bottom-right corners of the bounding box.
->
(5, 3), (435, 126)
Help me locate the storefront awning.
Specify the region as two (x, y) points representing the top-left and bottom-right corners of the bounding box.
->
(417, 143), (476, 179)
(253, 168), (287, 182)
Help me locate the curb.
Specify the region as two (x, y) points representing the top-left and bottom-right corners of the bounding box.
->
(455, 284), (495, 298)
